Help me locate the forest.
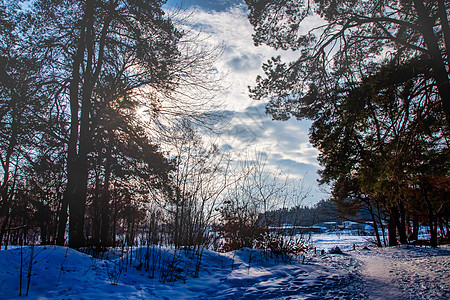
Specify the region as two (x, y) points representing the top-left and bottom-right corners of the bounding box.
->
(0, 0), (449, 262)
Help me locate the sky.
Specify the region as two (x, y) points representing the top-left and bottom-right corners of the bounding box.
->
(164, 0), (330, 206)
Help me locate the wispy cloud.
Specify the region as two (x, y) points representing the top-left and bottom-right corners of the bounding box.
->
(165, 1), (330, 205)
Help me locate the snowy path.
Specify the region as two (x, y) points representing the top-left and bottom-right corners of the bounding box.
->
(358, 255), (405, 299)
(355, 246), (450, 300)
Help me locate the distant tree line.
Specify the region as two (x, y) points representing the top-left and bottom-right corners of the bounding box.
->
(246, 0), (450, 247)
(263, 200), (345, 227)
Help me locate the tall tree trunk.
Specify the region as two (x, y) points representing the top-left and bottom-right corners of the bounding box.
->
(368, 204), (382, 247)
(375, 203), (387, 246)
(56, 197), (68, 245)
(63, 0), (104, 248)
(437, 0), (450, 69)
(424, 195), (438, 247)
(0, 99), (19, 247)
(414, 0), (450, 126)
(420, 178), (438, 247)
(388, 211), (398, 246)
(0, 195), (10, 249)
(410, 217), (419, 241)
(438, 217), (445, 240)
(100, 136), (112, 247)
(112, 190), (118, 247)
(63, 2), (85, 247)
(91, 171), (101, 246)
(66, 164), (89, 248)
(397, 201), (408, 244)
(445, 217), (450, 239)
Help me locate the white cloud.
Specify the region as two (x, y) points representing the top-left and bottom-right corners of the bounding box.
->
(166, 2), (330, 205)
(174, 5), (300, 112)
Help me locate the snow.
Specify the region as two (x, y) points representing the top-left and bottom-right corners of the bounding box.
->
(309, 232), (375, 251)
(0, 237), (448, 299)
(358, 246), (450, 299)
(358, 255), (404, 299)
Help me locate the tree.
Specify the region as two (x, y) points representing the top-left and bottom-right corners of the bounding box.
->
(246, 0), (450, 246)
(84, 66), (173, 247)
(219, 152), (307, 252)
(313, 60), (448, 246)
(26, 0), (184, 248)
(246, 0), (450, 126)
(162, 125), (231, 250)
(21, 139), (66, 245)
(0, 4), (46, 247)
(0, 0), (222, 249)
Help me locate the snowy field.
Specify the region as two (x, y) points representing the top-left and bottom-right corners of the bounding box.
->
(309, 232), (375, 251)
(0, 237), (448, 299)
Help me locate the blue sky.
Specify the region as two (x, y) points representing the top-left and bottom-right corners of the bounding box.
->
(164, 0), (330, 206)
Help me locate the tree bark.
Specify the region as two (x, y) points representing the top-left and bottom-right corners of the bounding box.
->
(0, 92), (19, 247)
(371, 210), (382, 247)
(0, 197), (10, 249)
(367, 200), (382, 247)
(397, 201), (408, 244)
(424, 194), (438, 247)
(56, 196), (68, 245)
(100, 135), (112, 247)
(388, 212), (398, 246)
(63, 0), (89, 248)
(410, 218), (419, 241)
(414, 0), (450, 126)
(63, 0), (107, 248)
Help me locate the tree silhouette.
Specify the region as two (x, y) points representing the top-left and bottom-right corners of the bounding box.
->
(27, 0), (183, 247)
(246, 0), (450, 246)
(0, 4), (47, 246)
(246, 0), (450, 125)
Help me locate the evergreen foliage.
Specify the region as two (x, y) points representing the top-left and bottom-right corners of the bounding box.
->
(246, 0), (450, 246)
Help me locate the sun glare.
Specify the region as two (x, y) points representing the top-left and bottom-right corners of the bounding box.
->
(136, 106), (147, 116)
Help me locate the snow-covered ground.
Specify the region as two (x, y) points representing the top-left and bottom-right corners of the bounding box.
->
(0, 238), (448, 299)
(309, 232), (375, 251)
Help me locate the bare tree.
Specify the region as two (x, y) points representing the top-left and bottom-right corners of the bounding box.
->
(220, 152), (309, 254)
